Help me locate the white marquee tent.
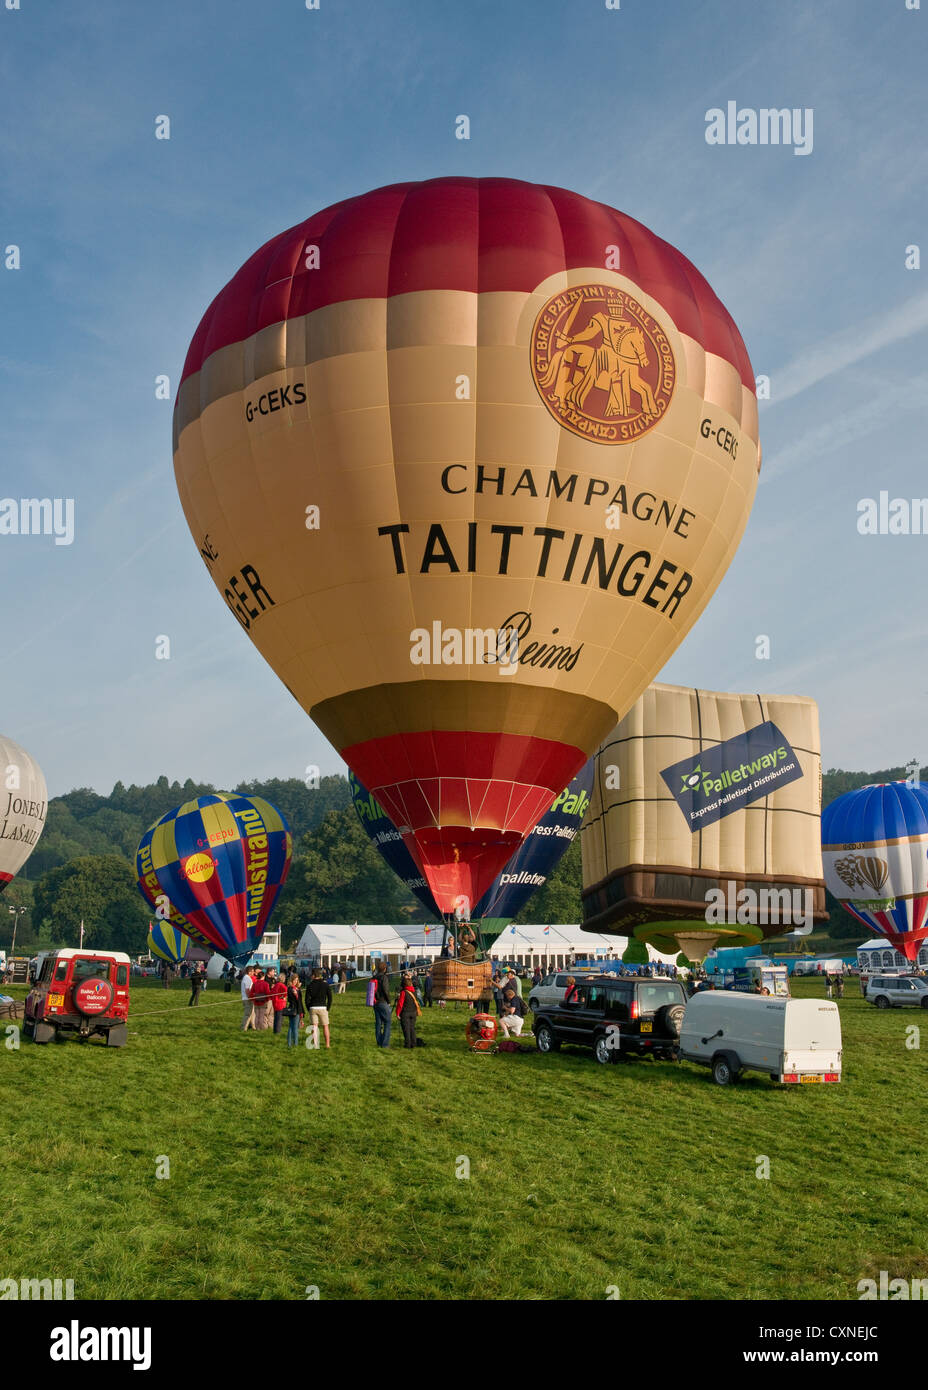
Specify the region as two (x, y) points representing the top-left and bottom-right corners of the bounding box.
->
(487, 925), (680, 970)
(857, 937), (928, 971)
(293, 923), (411, 971)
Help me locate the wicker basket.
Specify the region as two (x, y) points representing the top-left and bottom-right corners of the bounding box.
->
(432, 958), (493, 1003)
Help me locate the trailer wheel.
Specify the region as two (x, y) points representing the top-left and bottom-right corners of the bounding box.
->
(712, 1052), (741, 1086)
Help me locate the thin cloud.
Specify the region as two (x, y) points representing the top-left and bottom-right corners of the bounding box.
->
(761, 373), (928, 483)
(764, 292), (928, 408)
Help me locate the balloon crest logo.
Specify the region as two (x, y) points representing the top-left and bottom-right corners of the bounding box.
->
(834, 853), (890, 896)
(183, 852), (217, 883)
(531, 285), (676, 443)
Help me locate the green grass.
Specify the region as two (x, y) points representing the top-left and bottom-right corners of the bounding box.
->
(1, 977), (924, 1300)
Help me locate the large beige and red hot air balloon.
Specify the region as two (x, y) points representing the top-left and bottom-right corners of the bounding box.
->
(173, 178), (760, 913)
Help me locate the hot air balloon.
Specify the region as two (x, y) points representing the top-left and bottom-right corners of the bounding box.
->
(136, 816), (212, 950)
(351, 762), (594, 945)
(822, 783), (928, 964)
(0, 734), (48, 893)
(173, 177), (760, 916)
(134, 794), (292, 966)
(147, 920), (189, 966)
(581, 683), (826, 961)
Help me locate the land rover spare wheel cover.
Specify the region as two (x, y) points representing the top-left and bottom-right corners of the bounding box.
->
(74, 978), (114, 1015)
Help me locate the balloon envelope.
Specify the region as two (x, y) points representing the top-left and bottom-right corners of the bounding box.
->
(136, 817), (212, 949)
(174, 177), (760, 913)
(351, 761), (594, 935)
(0, 734), (48, 892)
(582, 683), (826, 959)
(136, 794), (292, 966)
(822, 782), (928, 962)
(147, 920), (189, 965)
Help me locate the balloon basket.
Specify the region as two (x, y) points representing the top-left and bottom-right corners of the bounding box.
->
(432, 959), (493, 1004)
(465, 1012), (499, 1053)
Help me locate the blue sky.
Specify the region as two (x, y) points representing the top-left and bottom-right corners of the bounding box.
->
(2, 0), (926, 798)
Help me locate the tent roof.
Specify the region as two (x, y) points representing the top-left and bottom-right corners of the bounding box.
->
(491, 924), (624, 951)
(294, 924), (410, 954)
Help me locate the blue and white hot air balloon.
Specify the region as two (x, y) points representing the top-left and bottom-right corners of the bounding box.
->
(822, 781), (928, 964)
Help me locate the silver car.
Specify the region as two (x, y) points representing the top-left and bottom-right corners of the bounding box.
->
(528, 970), (604, 1011)
(864, 974), (928, 1009)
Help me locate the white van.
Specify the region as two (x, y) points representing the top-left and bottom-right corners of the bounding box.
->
(679, 993), (842, 1086)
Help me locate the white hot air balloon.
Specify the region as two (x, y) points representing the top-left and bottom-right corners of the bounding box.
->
(0, 735), (48, 892)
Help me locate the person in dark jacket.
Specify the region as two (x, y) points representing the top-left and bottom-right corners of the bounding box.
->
(306, 969), (333, 1048)
(424, 968), (434, 1007)
(188, 963), (204, 1007)
(499, 987), (527, 1037)
(373, 963), (391, 1047)
(396, 973), (421, 1048)
(283, 972), (304, 1048)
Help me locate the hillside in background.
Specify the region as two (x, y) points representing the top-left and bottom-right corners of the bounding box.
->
(1, 765), (916, 955)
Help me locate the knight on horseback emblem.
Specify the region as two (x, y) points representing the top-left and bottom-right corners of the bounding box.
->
(531, 285), (675, 443)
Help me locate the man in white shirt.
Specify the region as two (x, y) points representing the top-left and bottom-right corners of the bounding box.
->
(240, 965), (257, 1031)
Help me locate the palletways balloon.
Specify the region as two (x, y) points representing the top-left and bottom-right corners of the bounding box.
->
(143, 794), (292, 966)
(822, 783), (928, 963)
(351, 759), (594, 929)
(136, 816), (213, 949)
(147, 920), (190, 965)
(350, 771), (440, 916)
(173, 178), (760, 913)
(0, 734), (48, 892)
(472, 758), (594, 934)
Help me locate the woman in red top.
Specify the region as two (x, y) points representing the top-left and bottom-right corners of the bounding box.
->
(563, 975), (580, 1005)
(269, 970), (288, 1034)
(251, 970), (272, 1030)
(396, 973), (421, 1049)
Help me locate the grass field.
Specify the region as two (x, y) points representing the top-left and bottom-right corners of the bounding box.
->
(1, 975), (925, 1301)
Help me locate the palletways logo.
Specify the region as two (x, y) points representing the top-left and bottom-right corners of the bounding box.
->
(660, 721), (803, 831)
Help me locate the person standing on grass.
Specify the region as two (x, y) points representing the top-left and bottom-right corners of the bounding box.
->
(837, 975), (845, 999)
(188, 963), (204, 1007)
(373, 962), (392, 1048)
(337, 966), (347, 995)
(396, 973), (421, 1048)
(161, 961), (172, 990)
(240, 965), (257, 1031)
(284, 972), (304, 1048)
(424, 968), (434, 1008)
(252, 969), (272, 1030)
(306, 968), (333, 1049)
(269, 969), (288, 1034)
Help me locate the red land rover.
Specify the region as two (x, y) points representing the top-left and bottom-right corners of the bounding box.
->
(24, 948), (130, 1046)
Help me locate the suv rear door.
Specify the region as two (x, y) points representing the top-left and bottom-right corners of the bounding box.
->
(636, 981), (687, 1040)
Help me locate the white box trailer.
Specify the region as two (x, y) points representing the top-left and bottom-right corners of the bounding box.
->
(680, 992), (842, 1086)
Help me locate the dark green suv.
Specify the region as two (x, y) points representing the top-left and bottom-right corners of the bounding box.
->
(533, 975), (687, 1065)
